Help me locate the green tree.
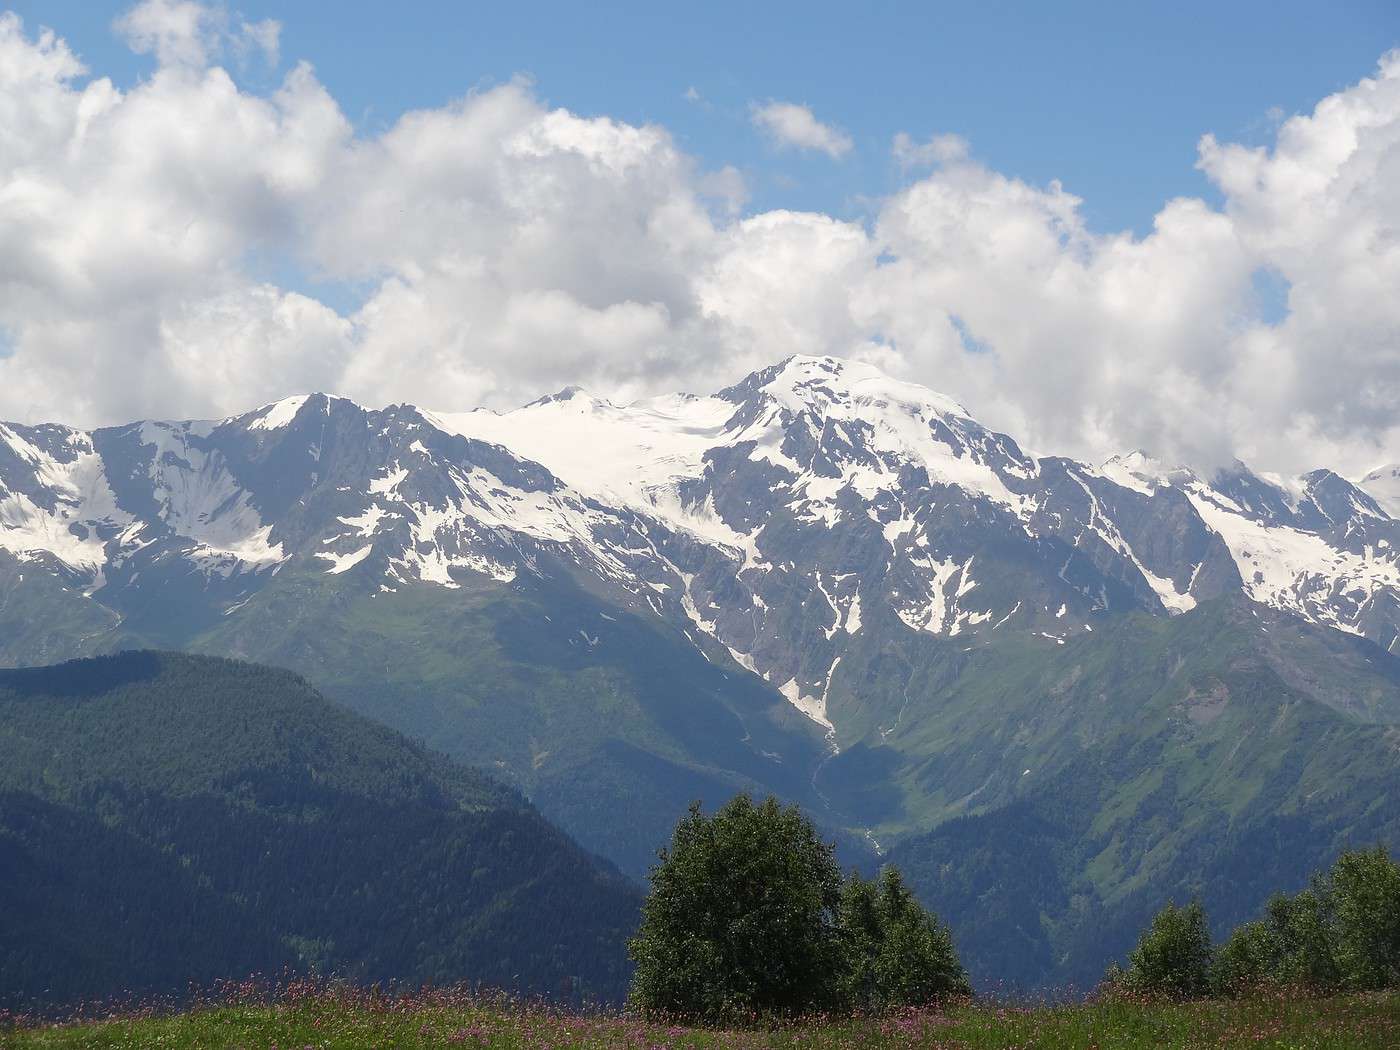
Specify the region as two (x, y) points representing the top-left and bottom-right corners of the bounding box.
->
(1266, 888), (1341, 990)
(839, 867), (970, 1011)
(629, 795), (969, 1022)
(628, 794), (845, 1023)
(1120, 900), (1214, 999)
(1213, 918), (1275, 992)
(1212, 889), (1340, 993)
(1331, 845), (1400, 990)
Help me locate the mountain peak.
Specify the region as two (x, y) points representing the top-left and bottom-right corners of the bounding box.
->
(523, 384), (615, 410)
(1360, 463), (1400, 518)
(721, 353), (973, 424)
(1099, 450), (1181, 492)
(240, 393), (361, 433)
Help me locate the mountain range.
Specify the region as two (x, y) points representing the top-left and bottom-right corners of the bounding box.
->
(3, 354), (1399, 988)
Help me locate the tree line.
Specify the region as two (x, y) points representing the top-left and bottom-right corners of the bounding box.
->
(1110, 845), (1400, 999)
(628, 793), (1400, 1023)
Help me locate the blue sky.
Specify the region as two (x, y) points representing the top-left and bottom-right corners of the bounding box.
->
(12, 0), (1399, 235)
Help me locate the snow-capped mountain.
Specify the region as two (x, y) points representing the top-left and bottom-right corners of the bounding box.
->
(1361, 464), (1400, 519)
(12, 353), (1400, 996)
(4, 355), (1400, 731)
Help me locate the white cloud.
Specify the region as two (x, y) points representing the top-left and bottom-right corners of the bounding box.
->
(235, 16), (280, 67)
(892, 131), (969, 170)
(1, 6), (1399, 481)
(750, 100), (853, 159)
(114, 0), (213, 67)
(114, 0), (280, 70)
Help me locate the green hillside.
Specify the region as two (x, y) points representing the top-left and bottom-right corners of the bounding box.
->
(0, 651), (641, 1011)
(186, 580), (1400, 989)
(185, 567), (843, 878)
(860, 601), (1400, 987)
(7, 550), (1400, 992)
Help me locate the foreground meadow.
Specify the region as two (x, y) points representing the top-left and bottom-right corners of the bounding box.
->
(4, 986), (1397, 1049)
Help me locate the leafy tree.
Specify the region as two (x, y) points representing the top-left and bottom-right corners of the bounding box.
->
(1120, 900), (1214, 999)
(1265, 888), (1341, 990)
(628, 794), (845, 1023)
(1331, 845), (1400, 990)
(629, 794), (968, 1022)
(1211, 847), (1400, 995)
(1213, 918), (1274, 992)
(1212, 889), (1339, 993)
(1110, 846), (1400, 1001)
(839, 867), (970, 1011)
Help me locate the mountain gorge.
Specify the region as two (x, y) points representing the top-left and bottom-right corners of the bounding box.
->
(3, 355), (1399, 988)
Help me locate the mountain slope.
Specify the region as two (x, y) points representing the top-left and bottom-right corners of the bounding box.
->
(3, 357), (1400, 989)
(187, 565), (838, 877)
(5, 355), (1400, 725)
(1362, 463), (1400, 518)
(0, 651), (641, 1010)
(887, 602), (1400, 988)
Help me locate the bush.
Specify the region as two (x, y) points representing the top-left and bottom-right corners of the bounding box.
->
(1120, 900), (1214, 999)
(838, 867), (971, 1012)
(1331, 845), (1400, 990)
(628, 794), (968, 1023)
(1111, 846), (1400, 1001)
(1213, 918), (1274, 992)
(628, 795), (846, 1022)
(1212, 890), (1340, 993)
(1211, 847), (1399, 995)
(1266, 889), (1342, 990)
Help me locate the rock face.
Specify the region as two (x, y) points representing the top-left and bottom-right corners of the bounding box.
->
(5, 354), (1398, 731)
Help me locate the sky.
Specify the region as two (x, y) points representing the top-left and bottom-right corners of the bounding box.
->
(0, 0), (1398, 478)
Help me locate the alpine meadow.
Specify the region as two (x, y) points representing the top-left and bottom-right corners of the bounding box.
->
(2, 2), (1400, 1047)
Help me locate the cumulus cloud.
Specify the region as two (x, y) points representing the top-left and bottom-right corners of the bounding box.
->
(750, 100), (853, 159)
(114, 0), (279, 70)
(1, 6), (1398, 480)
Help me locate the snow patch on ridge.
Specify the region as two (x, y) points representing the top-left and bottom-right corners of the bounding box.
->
(779, 677), (833, 731)
(137, 422), (285, 573)
(0, 424), (131, 576)
(317, 543), (373, 575)
(247, 395), (310, 431)
(1186, 483), (1400, 635)
(1361, 464), (1400, 519)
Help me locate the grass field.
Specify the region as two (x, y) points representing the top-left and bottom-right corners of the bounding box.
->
(4, 985), (1398, 1049)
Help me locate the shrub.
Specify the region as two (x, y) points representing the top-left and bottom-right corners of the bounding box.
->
(628, 794), (846, 1023)
(1213, 918), (1274, 993)
(838, 867), (971, 1011)
(1121, 900), (1214, 999)
(628, 794), (969, 1023)
(1265, 888), (1341, 990)
(1212, 890), (1340, 994)
(1112, 845), (1400, 1000)
(1331, 845), (1400, 990)
(1212, 847), (1400, 995)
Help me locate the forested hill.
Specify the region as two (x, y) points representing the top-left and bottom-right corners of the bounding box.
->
(0, 651), (642, 1011)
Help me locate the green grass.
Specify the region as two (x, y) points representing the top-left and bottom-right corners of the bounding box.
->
(6, 988), (1398, 1049)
